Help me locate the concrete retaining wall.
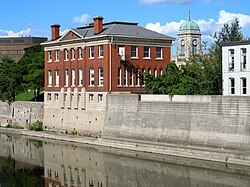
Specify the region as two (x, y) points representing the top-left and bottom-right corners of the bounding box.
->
(103, 94), (250, 150)
(0, 101), (44, 128)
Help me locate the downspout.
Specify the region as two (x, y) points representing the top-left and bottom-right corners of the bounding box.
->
(109, 36), (113, 92)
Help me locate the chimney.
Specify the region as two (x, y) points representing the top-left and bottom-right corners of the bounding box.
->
(51, 24), (61, 40)
(93, 16), (103, 35)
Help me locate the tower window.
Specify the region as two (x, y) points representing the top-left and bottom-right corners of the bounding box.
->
(181, 40), (185, 55)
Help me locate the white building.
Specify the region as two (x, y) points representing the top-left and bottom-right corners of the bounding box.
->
(222, 40), (250, 96)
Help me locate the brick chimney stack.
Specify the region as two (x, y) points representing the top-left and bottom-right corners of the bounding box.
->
(93, 16), (103, 35)
(51, 24), (61, 40)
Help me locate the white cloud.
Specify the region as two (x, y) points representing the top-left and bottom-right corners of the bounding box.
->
(73, 13), (91, 24)
(217, 10), (250, 27)
(0, 28), (33, 37)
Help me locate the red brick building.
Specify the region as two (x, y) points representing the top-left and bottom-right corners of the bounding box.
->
(43, 16), (174, 94)
(41, 16), (174, 134)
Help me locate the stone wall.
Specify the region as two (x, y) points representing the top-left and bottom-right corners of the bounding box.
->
(103, 94), (250, 150)
(0, 101), (44, 128)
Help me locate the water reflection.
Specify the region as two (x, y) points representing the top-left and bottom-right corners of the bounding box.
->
(0, 133), (250, 187)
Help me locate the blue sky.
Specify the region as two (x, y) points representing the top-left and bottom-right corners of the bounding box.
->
(0, 0), (250, 52)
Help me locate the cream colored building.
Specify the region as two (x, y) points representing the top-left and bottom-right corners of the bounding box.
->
(175, 19), (201, 67)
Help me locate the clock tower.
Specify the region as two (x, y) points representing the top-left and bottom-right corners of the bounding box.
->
(176, 1), (201, 67)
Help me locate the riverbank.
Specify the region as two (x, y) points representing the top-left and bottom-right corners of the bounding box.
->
(1, 128), (250, 167)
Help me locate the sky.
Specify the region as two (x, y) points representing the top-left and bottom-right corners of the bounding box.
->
(0, 0), (250, 53)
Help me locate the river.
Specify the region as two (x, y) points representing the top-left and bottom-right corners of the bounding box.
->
(0, 133), (250, 187)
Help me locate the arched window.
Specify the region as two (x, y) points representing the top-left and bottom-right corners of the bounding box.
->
(229, 78), (235, 95)
(192, 39), (197, 55)
(241, 77), (247, 95)
(181, 39), (185, 55)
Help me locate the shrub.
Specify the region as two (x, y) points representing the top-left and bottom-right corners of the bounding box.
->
(29, 120), (43, 131)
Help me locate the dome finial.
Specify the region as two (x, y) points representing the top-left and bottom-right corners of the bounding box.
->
(188, 0), (191, 21)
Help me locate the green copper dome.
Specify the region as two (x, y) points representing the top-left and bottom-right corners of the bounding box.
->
(179, 20), (200, 31)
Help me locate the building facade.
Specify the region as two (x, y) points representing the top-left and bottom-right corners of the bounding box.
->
(175, 19), (201, 67)
(41, 16), (174, 135)
(222, 40), (250, 96)
(0, 37), (47, 62)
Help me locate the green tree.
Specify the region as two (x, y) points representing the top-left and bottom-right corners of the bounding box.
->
(18, 45), (44, 101)
(0, 57), (22, 102)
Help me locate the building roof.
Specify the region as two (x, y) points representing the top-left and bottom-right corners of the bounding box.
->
(222, 40), (250, 47)
(179, 20), (200, 31)
(70, 21), (175, 40)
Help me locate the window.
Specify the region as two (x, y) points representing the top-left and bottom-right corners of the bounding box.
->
(181, 39), (185, 55)
(64, 49), (68, 61)
(98, 94), (103, 102)
(131, 46), (138, 58)
(89, 46), (94, 58)
(148, 68), (151, 74)
(78, 48), (83, 59)
(72, 69), (75, 86)
(136, 69), (140, 86)
(55, 94), (59, 101)
(55, 50), (59, 61)
(89, 94), (94, 102)
(89, 68), (94, 86)
(79, 68), (83, 86)
(55, 70), (59, 86)
(71, 49), (75, 60)
(229, 78), (235, 95)
(65, 69), (68, 86)
(154, 68), (157, 77)
(229, 49), (234, 71)
(192, 39), (197, 55)
(142, 68), (145, 85)
(98, 68), (104, 86)
(48, 51), (52, 62)
(241, 78), (247, 95)
(156, 47), (162, 59)
(98, 45), (104, 57)
(241, 48), (247, 70)
(118, 68), (121, 86)
(124, 68), (128, 86)
(129, 69), (133, 86)
(144, 47), (150, 58)
(47, 94), (52, 101)
(48, 70), (52, 86)
(159, 68), (163, 76)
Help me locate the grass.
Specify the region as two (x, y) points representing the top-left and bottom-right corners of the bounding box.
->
(16, 92), (44, 102)
(16, 92), (34, 101)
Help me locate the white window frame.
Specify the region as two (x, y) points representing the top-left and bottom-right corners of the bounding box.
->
(124, 68), (128, 86)
(64, 49), (68, 61)
(159, 68), (163, 76)
(55, 70), (59, 86)
(79, 68), (83, 86)
(98, 94), (103, 102)
(98, 68), (104, 86)
(72, 69), (76, 87)
(71, 48), (75, 60)
(55, 50), (59, 61)
(89, 94), (94, 102)
(78, 48), (83, 59)
(143, 46), (150, 59)
(48, 51), (52, 62)
(154, 68), (157, 77)
(229, 49), (234, 71)
(118, 68), (121, 86)
(89, 46), (94, 59)
(89, 68), (95, 86)
(65, 69), (69, 86)
(98, 45), (104, 58)
(229, 78), (235, 95)
(156, 47), (162, 59)
(129, 69), (133, 86)
(241, 48), (247, 70)
(48, 70), (52, 86)
(131, 46), (138, 58)
(241, 77), (247, 95)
